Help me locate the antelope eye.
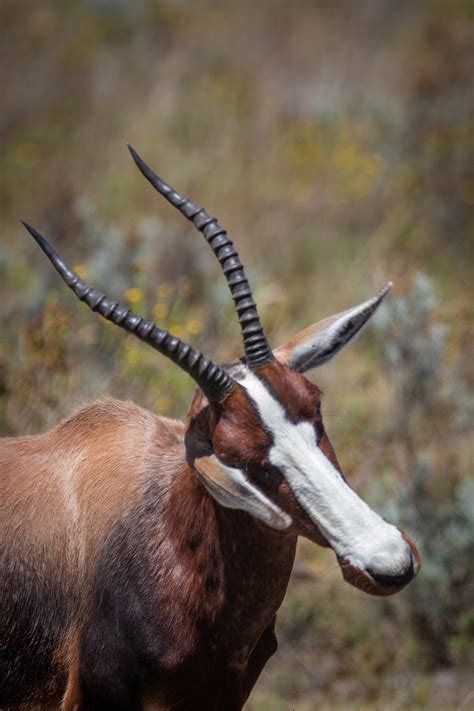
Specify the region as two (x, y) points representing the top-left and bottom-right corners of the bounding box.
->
(261, 460), (278, 478)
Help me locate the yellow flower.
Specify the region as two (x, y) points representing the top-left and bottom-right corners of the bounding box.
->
(156, 283), (172, 300)
(73, 264), (88, 279)
(170, 324), (183, 338)
(124, 287), (144, 304)
(153, 303), (168, 320)
(186, 319), (202, 336)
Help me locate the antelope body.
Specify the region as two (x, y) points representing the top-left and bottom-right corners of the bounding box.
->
(0, 148), (420, 710)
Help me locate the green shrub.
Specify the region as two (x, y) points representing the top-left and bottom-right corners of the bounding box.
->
(374, 274), (474, 666)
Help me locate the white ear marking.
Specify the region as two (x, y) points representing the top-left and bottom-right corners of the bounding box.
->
(275, 283), (392, 373)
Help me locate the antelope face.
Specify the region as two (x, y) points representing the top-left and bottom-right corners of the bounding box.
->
(190, 359), (420, 596)
(188, 289), (421, 597)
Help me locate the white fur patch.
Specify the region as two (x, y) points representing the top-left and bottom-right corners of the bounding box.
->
(237, 369), (411, 576)
(195, 455), (292, 531)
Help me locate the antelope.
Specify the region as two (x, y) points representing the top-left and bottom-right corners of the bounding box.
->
(0, 146), (420, 711)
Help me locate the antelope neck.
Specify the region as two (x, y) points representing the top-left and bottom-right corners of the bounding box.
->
(174, 460), (297, 651)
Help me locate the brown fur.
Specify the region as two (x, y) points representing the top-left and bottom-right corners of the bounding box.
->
(0, 395), (296, 710)
(58, 627), (81, 711)
(1, 361), (419, 709)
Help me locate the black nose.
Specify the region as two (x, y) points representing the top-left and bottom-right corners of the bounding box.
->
(368, 557), (414, 589)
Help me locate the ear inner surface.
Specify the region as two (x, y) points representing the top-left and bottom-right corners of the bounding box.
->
(275, 283), (392, 373)
(194, 455), (292, 531)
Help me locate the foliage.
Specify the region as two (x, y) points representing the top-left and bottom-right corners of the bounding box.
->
(1, 2), (473, 709)
(374, 274), (474, 666)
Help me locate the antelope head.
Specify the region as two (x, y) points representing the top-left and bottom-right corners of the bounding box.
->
(23, 146), (420, 597)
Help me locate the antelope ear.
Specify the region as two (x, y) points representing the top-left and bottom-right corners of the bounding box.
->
(275, 283), (392, 373)
(194, 455), (292, 531)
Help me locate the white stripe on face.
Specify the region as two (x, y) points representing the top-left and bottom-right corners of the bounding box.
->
(238, 370), (411, 576)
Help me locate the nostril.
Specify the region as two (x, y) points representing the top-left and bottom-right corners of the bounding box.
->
(368, 557), (415, 589)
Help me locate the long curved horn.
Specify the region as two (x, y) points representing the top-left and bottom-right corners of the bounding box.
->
(22, 221), (235, 403)
(127, 145), (275, 369)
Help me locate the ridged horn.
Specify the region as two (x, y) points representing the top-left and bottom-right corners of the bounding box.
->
(22, 221), (235, 403)
(127, 145), (275, 369)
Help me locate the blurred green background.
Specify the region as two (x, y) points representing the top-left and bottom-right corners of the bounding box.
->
(1, 1), (473, 709)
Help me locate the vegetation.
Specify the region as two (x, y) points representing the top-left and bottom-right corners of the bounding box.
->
(1, 2), (472, 709)
(375, 275), (473, 668)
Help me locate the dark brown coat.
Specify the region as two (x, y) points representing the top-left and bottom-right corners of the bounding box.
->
(0, 397), (296, 710)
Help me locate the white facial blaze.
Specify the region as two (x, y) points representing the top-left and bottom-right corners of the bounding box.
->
(239, 370), (412, 576)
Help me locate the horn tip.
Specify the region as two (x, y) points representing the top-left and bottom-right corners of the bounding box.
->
(127, 143), (157, 182)
(21, 221), (59, 265)
(21, 219), (41, 242)
(127, 143), (140, 163)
